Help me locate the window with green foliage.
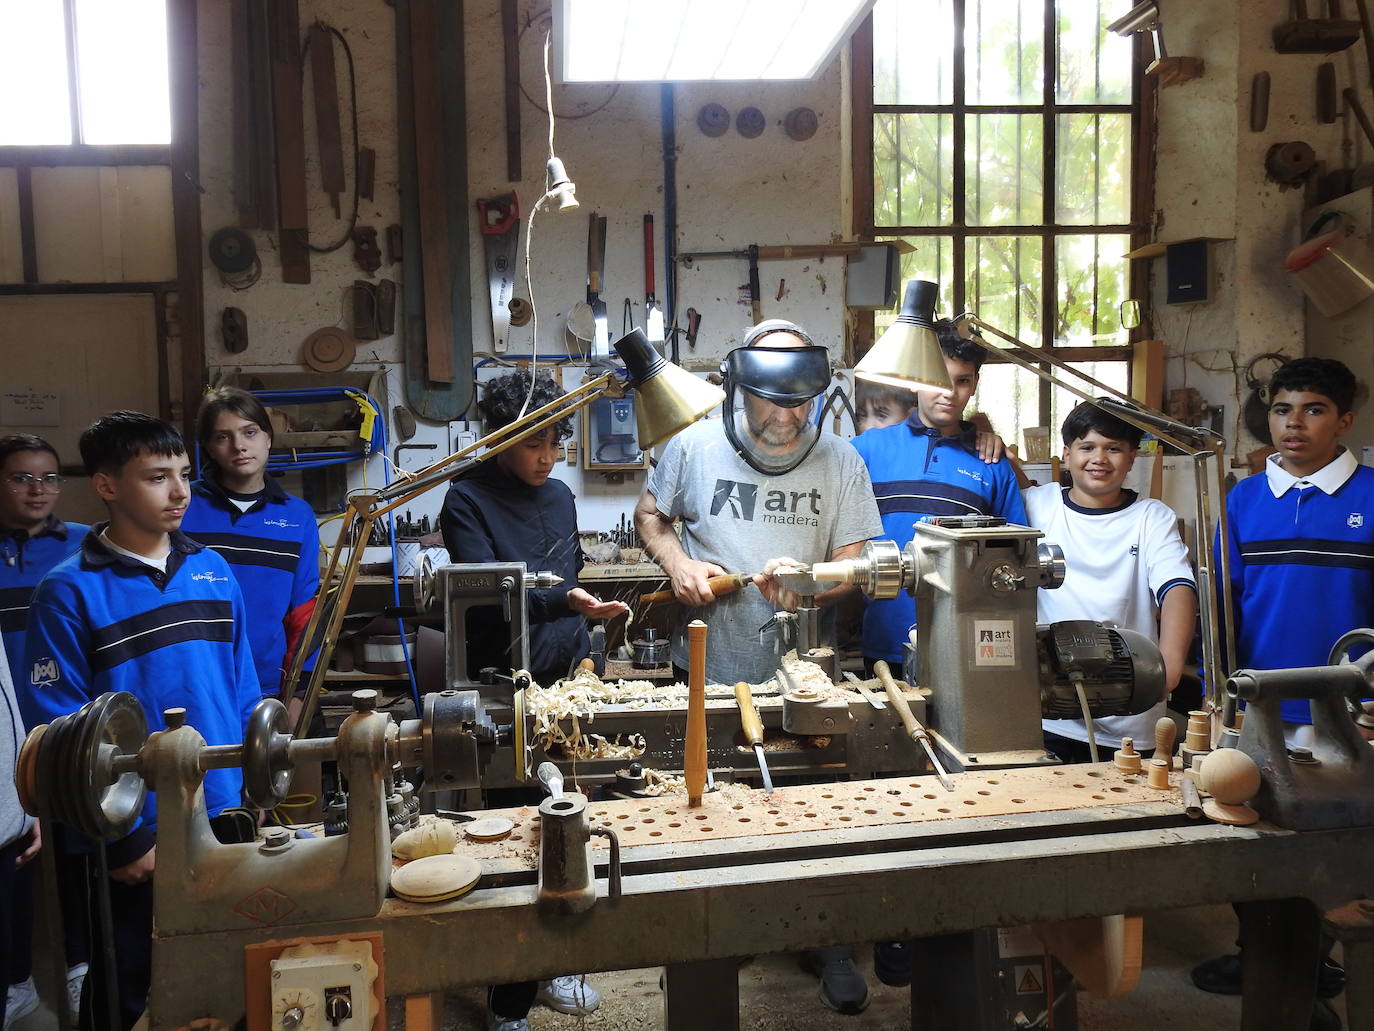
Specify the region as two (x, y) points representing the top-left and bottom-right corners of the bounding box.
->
(862, 0), (1142, 450)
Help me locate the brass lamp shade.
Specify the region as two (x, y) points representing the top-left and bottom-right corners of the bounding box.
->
(613, 329), (726, 449)
(855, 279), (952, 393)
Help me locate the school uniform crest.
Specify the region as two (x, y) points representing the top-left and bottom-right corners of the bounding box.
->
(1350, 512), (1365, 528)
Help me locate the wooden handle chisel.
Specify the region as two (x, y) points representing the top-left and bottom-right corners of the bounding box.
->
(875, 660), (954, 792)
(734, 681), (773, 793)
(639, 572), (755, 607)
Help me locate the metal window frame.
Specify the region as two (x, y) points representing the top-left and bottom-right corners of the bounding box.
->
(853, 0), (1153, 425)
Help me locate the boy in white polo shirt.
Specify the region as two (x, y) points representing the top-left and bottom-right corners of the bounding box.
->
(1025, 402), (1198, 762)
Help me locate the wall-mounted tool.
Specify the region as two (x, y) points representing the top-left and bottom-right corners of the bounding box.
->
(221, 307), (249, 353)
(1316, 64), (1336, 123)
(1251, 71), (1271, 131)
(307, 21), (346, 217)
(734, 682), (773, 792)
(587, 211), (609, 357)
(353, 226), (381, 274)
(644, 214), (665, 347)
(478, 191), (520, 353)
(685, 307), (700, 350)
(1264, 141), (1317, 184)
(1273, 0), (1361, 53)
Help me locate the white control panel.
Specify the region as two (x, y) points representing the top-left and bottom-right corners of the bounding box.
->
(269, 940), (378, 1031)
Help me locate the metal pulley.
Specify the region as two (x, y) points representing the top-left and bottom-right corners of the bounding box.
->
(20, 692), (148, 839)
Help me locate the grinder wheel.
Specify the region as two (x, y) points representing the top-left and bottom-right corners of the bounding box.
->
(242, 698), (295, 809)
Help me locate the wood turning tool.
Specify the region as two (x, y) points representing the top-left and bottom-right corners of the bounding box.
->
(686, 620), (708, 806)
(734, 682), (773, 792)
(639, 572), (755, 607)
(874, 660), (954, 791)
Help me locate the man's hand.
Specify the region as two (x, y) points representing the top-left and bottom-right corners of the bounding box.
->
(110, 846), (155, 885)
(757, 556), (805, 612)
(666, 556), (729, 607)
(15, 821), (41, 868)
(567, 587), (630, 621)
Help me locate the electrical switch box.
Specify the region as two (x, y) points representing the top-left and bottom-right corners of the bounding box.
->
(269, 940), (378, 1031)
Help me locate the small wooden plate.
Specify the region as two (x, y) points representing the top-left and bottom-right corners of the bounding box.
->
(464, 817), (514, 842)
(391, 854), (482, 903)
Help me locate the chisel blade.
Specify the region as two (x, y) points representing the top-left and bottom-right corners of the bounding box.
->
(753, 743), (774, 793)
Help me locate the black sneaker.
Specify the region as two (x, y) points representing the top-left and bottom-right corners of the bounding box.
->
(874, 940), (913, 988)
(1192, 953), (1345, 1000)
(801, 947), (871, 1015)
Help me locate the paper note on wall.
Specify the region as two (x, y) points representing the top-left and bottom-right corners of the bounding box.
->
(1, 388), (61, 427)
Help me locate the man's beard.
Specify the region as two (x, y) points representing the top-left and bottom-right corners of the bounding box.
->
(747, 411), (803, 449)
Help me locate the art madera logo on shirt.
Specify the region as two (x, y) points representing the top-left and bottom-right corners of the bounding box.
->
(710, 479), (822, 527)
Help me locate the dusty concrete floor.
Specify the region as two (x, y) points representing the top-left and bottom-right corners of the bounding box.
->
(14, 903), (1348, 1030)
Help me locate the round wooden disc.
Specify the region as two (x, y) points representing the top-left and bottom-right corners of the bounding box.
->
(1202, 799), (1260, 826)
(464, 817), (514, 842)
(391, 854), (482, 903)
(302, 327), (357, 373)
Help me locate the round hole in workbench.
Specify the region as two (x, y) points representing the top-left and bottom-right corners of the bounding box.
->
(616, 814), (629, 820)
(831, 805), (843, 810)
(650, 831), (662, 837)
(887, 789), (901, 796)
(985, 779), (1000, 785)
(664, 810), (677, 816)
(775, 821), (788, 827)
(962, 799), (977, 806)
(863, 809), (877, 815)
(1110, 786), (1128, 793)
(638, 807), (651, 812)
(767, 810), (779, 815)
(739, 817), (751, 823)
(1011, 798), (1025, 804)
(976, 790), (991, 796)
(908, 783), (921, 788)
(695, 814), (708, 820)
(900, 801), (912, 807)
(1052, 769), (1065, 776)
(511, 834), (522, 841)
(669, 822), (681, 828)
(803, 812), (817, 818)
(1087, 771), (1103, 778)
(1092, 794), (1106, 800)
(863, 785), (876, 792)
(821, 793), (834, 799)
(923, 793), (937, 800)
(731, 804), (744, 811)
(1072, 783), (1086, 789)
(839, 816), (852, 822)
(937, 808), (952, 814)
(642, 818), (654, 824)
(700, 826), (713, 832)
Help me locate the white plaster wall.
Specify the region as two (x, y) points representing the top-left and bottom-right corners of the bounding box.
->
(197, 0), (849, 532)
(1155, 0), (1358, 454)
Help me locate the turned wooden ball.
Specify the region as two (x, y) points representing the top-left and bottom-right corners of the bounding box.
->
(1197, 748), (1261, 804)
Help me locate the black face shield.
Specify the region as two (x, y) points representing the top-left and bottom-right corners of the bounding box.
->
(721, 341), (832, 475)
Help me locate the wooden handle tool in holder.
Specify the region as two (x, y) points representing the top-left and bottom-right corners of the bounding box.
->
(734, 681), (773, 792)
(686, 620), (708, 806)
(874, 660), (955, 791)
(639, 572), (754, 607)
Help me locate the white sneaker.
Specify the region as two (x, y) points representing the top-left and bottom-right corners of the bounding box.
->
(65, 964), (88, 1029)
(536, 975), (600, 1015)
(485, 1012), (530, 1031)
(4, 978), (39, 1031)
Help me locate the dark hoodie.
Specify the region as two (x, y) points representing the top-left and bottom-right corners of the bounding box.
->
(438, 460), (588, 685)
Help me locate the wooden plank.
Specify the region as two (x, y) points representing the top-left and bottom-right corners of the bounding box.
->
(308, 21), (346, 211)
(269, 0), (310, 283)
(15, 166), (37, 284)
(403, 993), (444, 1031)
(409, 0), (454, 382)
(1130, 338), (1165, 411)
(230, 0), (257, 226)
(501, 0), (521, 182)
(246, 0), (277, 230)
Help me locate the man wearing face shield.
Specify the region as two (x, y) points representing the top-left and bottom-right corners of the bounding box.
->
(634, 321), (883, 1012)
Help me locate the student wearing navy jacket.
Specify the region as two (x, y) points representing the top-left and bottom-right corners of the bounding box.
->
(183, 388), (320, 697)
(0, 435), (88, 1028)
(23, 413), (260, 1031)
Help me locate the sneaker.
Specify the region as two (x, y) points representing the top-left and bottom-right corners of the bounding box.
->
(536, 975), (600, 1015)
(4, 978), (39, 1030)
(801, 947), (871, 1015)
(1192, 952), (1345, 999)
(873, 940), (913, 988)
(65, 964), (88, 1030)
(485, 1013), (529, 1031)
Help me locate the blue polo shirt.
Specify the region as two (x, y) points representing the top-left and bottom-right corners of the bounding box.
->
(0, 515), (88, 692)
(22, 527), (259, 861)
(852, 412), (1027, 663)
(183, 476), (320, 695)
(1222, 449), (1374, 724)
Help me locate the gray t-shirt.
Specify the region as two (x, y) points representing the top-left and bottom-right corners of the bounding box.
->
(648, 417), (883, 684)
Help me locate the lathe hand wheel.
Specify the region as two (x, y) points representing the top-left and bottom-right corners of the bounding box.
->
(414, 551), (439, 613)
(40, 693), (148, 840)
(242, 698), (294, 809)
(1328, 628), (1374, 670)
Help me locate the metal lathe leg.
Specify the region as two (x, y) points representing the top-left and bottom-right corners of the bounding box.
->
(664, 959), (739, 1031)
(1239, 898), (1320, 1031)
(910, 930), (999, 1031)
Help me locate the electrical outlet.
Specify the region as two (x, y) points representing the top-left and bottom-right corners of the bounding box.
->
(566, 441), (578, 464)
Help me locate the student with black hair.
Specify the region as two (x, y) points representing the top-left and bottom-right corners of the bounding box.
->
(440, 371), (626, 1031)
(21, 412), (260, 1031)
(183, 387), (321, 697)
(1190, 358), (1374, 1030)
(1025, 402), (1197, 762)
(0, 434), (90, 1028)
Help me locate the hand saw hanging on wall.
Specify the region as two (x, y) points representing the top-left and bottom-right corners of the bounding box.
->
(478, 191), (520, 353)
